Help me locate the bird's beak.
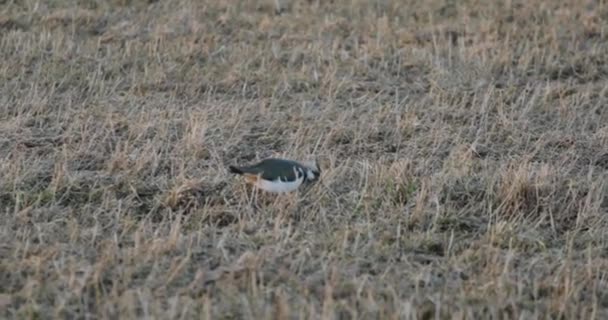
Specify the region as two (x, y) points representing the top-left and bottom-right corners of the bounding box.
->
(314, 160), (321, 180)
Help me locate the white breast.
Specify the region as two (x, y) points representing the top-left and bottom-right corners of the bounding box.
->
(255, 174), (304, 193)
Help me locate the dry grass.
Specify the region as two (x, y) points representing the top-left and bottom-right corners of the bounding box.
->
(1, 0), (608, 318)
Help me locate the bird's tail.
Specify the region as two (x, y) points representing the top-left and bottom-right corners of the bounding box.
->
(228, 165), (243, 174)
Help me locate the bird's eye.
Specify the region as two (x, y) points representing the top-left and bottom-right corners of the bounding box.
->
(306, 169), (318, 180)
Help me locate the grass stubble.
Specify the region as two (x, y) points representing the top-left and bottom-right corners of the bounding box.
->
(1, 0), (608, 318)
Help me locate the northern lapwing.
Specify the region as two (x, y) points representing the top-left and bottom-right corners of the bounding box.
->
(228, 158), (321, 193)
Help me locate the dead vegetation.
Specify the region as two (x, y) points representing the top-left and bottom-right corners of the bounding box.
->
(1, 0), (608, 318)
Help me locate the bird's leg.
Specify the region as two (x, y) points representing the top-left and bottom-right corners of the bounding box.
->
(247, 184), (260, 216)
(270, 193), (286, 225)
(276, 192), (299, 222)
(271, 193), (282, 207)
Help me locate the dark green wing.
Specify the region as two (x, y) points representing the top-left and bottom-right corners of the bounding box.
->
(237, 158), (303, 182)
(259, 159), (302, 182)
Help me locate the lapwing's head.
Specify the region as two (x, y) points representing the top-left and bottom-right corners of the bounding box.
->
(301, 159), (321, 182)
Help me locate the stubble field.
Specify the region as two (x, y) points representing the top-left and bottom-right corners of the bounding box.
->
(1, 0), (608, 318)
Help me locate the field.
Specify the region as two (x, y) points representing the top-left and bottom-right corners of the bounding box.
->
(1, 0), (608, 318)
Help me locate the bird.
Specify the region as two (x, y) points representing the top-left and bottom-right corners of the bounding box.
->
(228, 158), (321, 193)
